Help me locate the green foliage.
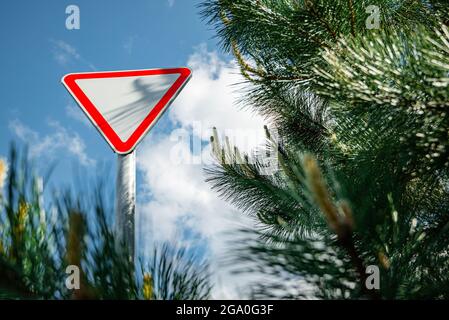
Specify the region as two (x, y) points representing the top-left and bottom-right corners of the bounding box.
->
(201, 0), (443, 83)
(202, 0), (449, 299)
(0, 146), (60, 299)
(144, 244), (211, 300)
(315, 25), (449, 174)
(0, 146), (211, 300)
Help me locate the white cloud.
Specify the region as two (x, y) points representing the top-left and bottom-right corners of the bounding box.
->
(50, 39), (96, 70)
(168, 0), (175, 7)
(65, 102), (91, 126)
(9, 119), (95, 167)
(170, 44), (267, 154)
(137, 44), (268, 298)
(123, 35), (138, 54)
(51, 39), (80, 66)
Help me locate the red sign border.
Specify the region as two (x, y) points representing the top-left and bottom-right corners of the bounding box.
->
(62, 68), (192, 154)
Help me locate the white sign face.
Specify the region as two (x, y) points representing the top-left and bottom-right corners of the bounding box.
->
(75, 73), (180, 142)
(62, 68), (192, 154)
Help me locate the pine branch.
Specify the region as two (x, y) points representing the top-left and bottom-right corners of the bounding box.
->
(202, 0), (449, 299)
(0, 146), (212, 300)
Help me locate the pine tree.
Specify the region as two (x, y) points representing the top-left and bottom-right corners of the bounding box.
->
(201, 0), (449, 299)
(0, 146), (211, 299)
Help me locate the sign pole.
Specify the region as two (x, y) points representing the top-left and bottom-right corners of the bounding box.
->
(115, 151), (136, 263)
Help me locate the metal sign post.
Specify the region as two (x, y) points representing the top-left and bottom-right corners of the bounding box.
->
(115, 151), (136, 262)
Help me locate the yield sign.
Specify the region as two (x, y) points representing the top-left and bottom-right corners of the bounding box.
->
(62, 68), (191, 154)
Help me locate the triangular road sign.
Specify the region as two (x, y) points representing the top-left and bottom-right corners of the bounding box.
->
(62, 68), (191, 154)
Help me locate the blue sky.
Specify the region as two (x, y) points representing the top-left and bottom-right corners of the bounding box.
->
(0, 0), (219, 184)
(0, 1), (267, 298)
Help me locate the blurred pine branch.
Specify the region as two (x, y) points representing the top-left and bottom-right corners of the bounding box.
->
(0, 145), (211, 300)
